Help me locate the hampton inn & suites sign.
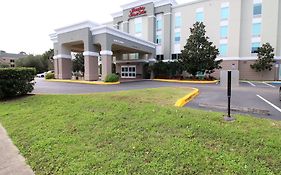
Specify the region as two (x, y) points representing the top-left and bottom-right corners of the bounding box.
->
(129, 6), (147, 18)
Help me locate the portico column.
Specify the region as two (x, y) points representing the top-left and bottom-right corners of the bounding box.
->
(54, 54), (72, 79)
(100, 50), (113, 81)
(53, 57), (59, 79)
(148, 54), (156, 79)
(83, 51), (99, 81)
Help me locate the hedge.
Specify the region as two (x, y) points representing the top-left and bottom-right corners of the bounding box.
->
(105, 73), (119, 82)
(0, 68), (36, 99)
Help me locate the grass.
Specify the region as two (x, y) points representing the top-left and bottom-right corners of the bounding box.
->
(0, 87), (281, 174)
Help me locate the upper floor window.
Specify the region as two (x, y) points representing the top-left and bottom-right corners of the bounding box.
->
(156, 19), (162, 31)
(135, 23), (142, 33)
(175, 15), (181, 28)
(252, 23), (261, 37)
(253, 3), (262, 16)
(196, 12), (204, 22)
(220, 26), (228, 38)
(219, 44), (228, 56)
(135, 18), (142, 33)
(221, 7), (229, 20)
(251, 42), (260, 53)
(156, 34), (162, 45)
(174, 32), (181, 44)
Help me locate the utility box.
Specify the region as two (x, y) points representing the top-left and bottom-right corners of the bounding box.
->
(220, 70), (239, 87)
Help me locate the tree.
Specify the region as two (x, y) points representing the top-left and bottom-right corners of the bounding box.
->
(250, 43), (275, 72)
(16, 55), (49, 73)
(72, 53), (84, 75)
(42, 49), (54, 70)
(15, 49), (54, 73)
(178, 22), (222, 77)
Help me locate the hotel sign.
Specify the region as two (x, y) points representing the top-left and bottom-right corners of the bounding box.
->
(129, 6), (147, 18)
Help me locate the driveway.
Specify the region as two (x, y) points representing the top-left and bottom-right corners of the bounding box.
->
(33, 78), (281, 120)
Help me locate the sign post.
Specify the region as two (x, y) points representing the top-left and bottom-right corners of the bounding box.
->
(224, 71), (235, 121)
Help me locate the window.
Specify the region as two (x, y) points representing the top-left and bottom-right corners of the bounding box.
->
(219, 44), (228, 56)
(11, 64), (15, 67)
(221, 7), (229, 20)
(172, 54), (182, 60)
(156, 34), (162, 44)
(129, 53), (139, 60)
(196, 12), (204, 22)
(118, 22), (124, 31)
(175, 16), (181, 28)
(121, 65), (136, 78)
(156, 19), (162, 31)
(135, 23), (142, 33)
(156, 55), (164, 61)
(174, 32), (180, 44)
(253, 3), (262, 16)
(220, 26), (228, 38)
(251, 42), (260, 53)
(10, 59), (14, 63)
(135, 17), (142, 34)
(252, 23), (261, 36)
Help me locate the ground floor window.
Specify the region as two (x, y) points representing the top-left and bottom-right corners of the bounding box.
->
(156, 55), (164, 61)
(172, 54), (181, 60)
(121, 65), (136, 78)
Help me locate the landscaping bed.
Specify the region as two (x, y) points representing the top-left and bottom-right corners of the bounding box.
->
(0, 87), (281, 174)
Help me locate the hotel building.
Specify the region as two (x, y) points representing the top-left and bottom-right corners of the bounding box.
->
(50, 0), (281, 81)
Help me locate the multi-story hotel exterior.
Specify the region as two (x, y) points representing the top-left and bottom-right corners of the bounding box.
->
(50, 0), (281, 81)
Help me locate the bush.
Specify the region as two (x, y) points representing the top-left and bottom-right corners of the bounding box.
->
(105, 74), (119, 82)
(153, 61), (183, 79)
(45, 72), (55, 79)
(0, 68), (36, 99)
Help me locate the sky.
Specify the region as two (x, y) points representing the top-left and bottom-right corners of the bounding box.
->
(0, 0), (192, 55)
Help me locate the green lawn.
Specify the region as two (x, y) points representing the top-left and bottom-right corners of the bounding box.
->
(0, 87), (281, 175)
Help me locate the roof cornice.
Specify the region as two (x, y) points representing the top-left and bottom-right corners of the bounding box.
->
(111, 11), (123, 18)
(54, 21), (99, 34)
(121, 0), (177, 10)
(172, 0), (210, 9)
(91, 25), (157, 49)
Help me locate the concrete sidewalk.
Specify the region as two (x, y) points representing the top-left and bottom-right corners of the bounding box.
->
(0, 124), (34, 175)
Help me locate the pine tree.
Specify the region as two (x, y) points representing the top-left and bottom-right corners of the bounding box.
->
(178, 22), (221, 77)
(250, 43), (275, 72)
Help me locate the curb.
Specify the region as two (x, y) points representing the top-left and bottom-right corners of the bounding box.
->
(175, 88), (199, 107)
(154, 79), (218, 84)
(45, 79), (120, 85)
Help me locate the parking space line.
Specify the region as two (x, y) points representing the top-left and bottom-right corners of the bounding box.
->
(247, 81), (256, 87)
(262, 82), (276, 88)
(257, 95), (281, 113)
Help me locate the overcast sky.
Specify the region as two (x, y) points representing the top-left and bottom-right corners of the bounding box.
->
(0, 0), (192, 54)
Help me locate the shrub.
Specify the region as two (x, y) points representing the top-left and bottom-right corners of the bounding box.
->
(105, 74), (119, 82)
(0, 67), (36, 99)
(45, 72), (55, 79)
(152, 61), (183, 79)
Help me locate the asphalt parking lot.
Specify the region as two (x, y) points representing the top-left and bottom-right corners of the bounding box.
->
(33, 78), (281, 120)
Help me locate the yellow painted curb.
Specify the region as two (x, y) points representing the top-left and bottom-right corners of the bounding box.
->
(154, 79), (218, 84)
(45, 79), (120, 85)
(175, 88), (199, 107)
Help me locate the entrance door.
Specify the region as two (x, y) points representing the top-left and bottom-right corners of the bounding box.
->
(121, 65), (136, 78)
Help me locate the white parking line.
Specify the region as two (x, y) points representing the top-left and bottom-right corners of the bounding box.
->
(257, 95), (281, 113)
(262, 82), (276, 88)
(247, 81), (256, 87)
